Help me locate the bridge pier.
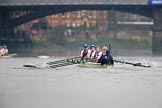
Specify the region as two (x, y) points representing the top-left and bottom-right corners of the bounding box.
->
(152, 8), (162, 55)
(0, 9), (33, 48)
(0, 9), (10, 31)
(0, 11), (3, 31)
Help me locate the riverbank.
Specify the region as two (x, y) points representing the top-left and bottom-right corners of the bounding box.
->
(9, 37), (152, 57)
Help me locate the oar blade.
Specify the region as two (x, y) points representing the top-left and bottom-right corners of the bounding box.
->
(23, 64), (37, 68)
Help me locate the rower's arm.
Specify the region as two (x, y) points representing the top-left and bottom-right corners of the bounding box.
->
(95, 52), (102, 63)
(80, 50), (84, 58)
(87, 50), (91, 59)
(95, 56), (100, 62)
(90, 52), (94, 59)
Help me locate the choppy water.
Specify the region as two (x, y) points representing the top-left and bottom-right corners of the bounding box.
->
(0, 56), (162, 108)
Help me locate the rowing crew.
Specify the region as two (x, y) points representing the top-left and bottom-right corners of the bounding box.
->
(80, 44), (114, 65)
(0, 45), (8, 57)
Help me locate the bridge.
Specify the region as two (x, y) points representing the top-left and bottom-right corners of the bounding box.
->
(0, 0), (148, 5)
(0, 0), (162, 54)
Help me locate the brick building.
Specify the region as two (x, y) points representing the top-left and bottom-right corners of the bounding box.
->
(47, 10), (108, 29)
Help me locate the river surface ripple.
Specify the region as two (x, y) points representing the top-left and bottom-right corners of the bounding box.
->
(0, 56), (162, 108)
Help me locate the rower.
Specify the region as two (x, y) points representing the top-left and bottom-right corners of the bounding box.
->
(88, 44), (96, 61)
(0, 45), (8, 56)
(0, 46), (2, 56)
(94, 46), (103, 63)
(100, 46), (114, 65)
(3, 45), (8, 56)
(80, 44), (90, 59)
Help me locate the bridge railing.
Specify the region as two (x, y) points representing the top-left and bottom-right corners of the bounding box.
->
(0, 0), (147, 6)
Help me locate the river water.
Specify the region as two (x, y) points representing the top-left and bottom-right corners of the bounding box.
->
(0, 56), (162, 108)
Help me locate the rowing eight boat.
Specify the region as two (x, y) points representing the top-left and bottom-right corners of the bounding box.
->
(0, 53), (17, 58)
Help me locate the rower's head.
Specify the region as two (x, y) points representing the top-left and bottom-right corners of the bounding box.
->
(95, 46), (101, 52)
(90, 44), (95, 51)
(83, 44), (88, 50)
(102, 46), (108, 54)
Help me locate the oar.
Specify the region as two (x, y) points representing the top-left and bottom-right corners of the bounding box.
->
(114, 60), (151, 68)
(47, 56), (80, 65)
(65, 58), (87, 64)
(47, 60), (68, 65)
(47, 57), (81, 65)
(49, 62), (75, 68)
(49, 58), (86, 68)
(114, 60), (140, 65)
(49, 58), (85, 68)
(23, 57), (81, 68)
(23, 62), (73, 68)
(48, 61), (74, 65)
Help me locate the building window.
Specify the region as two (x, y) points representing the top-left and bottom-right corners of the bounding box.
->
(93, 11), (96, 18)
(88, 11), (92, 18)
(77, 22), (81, 27)
(67, 13), (70, 18)
(99, 12), (103, 18)
(103, 11), (107, 18)
(81, 11), (85, 17)
(72, 22), (76, 27)
(62, 13), (65, 18)
(72, 12), (76, 18)
(77, 11), (81, 18)
(54, 14), (58, 18)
